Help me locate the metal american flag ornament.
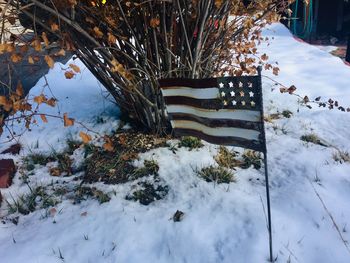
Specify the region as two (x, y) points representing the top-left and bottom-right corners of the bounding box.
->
(159, 70), (266, 152)
(159, 67), (273, 262)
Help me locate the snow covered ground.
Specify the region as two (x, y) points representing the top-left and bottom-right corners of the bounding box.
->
(0, 23), (350, 263)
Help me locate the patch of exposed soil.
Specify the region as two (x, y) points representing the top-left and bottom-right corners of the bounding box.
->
(83, 131), (170, 184)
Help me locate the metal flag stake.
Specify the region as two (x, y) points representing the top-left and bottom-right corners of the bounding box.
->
(258, 67), (274, 262)
(159, 66), (273, 261)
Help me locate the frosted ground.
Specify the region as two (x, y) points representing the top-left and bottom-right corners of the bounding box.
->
(0, 23), (350, 263)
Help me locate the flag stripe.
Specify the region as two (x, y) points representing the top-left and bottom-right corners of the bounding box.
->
(159, 78), (218, 89)
(164, 96), (261, 110)
(174, 128), (264, 152)
(171, 120), (260, 141)
(170, 113), (262, 131)
(162, 88), (219, 99)
(166, 105), (261, 122)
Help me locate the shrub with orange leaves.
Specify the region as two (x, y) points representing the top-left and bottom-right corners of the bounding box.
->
(0, 0), (348, 140)
(6, 0), (292, 133)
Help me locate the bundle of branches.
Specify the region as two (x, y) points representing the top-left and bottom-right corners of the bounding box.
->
(2, 0), (291, 134)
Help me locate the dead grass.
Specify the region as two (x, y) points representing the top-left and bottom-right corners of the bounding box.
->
(196, 165), (236, 184)
(241, 150), (262, 170)
(264, 110), (293, 123)
(264, 113), (281, 123)
(215, 146), (242, 169)
(333, 150), (350, 164)
(300, 133), (328, 147)
(215, 147), (262, 170)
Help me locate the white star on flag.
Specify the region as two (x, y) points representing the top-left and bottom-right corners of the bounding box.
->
(219, 82), (224, 88)
(230, 91), (235, 97)
(232, 100), (237, 106)
(249, 91), (254, 97)
(229, 82), (234, 88)
(221, 91), (226, 97)
(239, 82), (243, 88)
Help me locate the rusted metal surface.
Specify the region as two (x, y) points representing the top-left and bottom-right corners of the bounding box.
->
(159, 72), (265, 152)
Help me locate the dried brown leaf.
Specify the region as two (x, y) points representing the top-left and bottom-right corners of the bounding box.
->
(79, 131), (92, 144)
(69, 64), (81, 73)
(63, 113), (75, 127)
(65, 70), (75, 79)
(40, 114), (48, 123)
(44, 55), (55, 69)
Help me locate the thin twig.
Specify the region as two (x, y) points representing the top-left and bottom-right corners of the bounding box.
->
(308, 178), (350, 256)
